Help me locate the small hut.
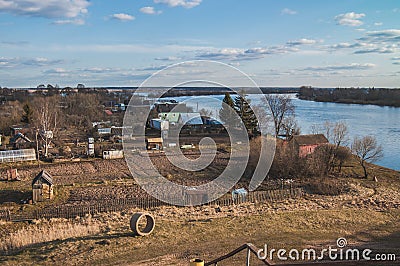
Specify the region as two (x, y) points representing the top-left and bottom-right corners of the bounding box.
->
(32, 170), (54, 203)
(146, 137), (163, 150)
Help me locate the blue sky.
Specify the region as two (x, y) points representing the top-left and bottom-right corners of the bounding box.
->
(0, 0), (399, 87)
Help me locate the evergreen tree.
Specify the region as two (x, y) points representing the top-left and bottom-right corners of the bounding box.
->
(219, 92), (239, 127)
(21, 103), (33, 124)
(234, 93), (259, 135)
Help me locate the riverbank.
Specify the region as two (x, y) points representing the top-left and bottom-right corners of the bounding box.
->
(298, 87), (400, 107)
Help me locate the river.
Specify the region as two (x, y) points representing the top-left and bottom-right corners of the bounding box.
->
(160, 94), (400, 171)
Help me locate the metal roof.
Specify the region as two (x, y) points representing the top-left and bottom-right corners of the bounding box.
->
(292, 134), (328, 146)
(32, 170), (53, 186)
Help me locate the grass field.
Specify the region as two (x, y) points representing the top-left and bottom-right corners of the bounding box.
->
(0, 156), (399, 265)
(0, 208), (399, 265)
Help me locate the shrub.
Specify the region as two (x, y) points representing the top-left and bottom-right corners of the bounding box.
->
(304, 178), (349, 196)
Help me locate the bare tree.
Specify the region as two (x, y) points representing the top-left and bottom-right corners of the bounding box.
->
(351, 135), (383, 179)
(334, 146), (352, 173)
(281, 116), (301, 139)
(263, 94), (295, 138)
(32, 96), (60, 157)
(324, 121), (349, 148)
(313, 121), (350, 172)
(199, 108), (213, 117)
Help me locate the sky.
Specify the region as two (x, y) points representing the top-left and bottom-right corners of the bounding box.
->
(0, 0), (399, 88)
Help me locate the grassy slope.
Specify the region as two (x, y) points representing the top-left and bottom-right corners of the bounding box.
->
(1, 208), (399, 265)
(0, 158), (399, 265)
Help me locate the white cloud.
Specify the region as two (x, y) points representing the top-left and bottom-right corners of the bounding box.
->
(155, 56), (181, 61)
(196, 45), (298, 61)
(374, 22), (383, 26)
(301, 63), (375, 72)
(326, 29), (400, 55)
(354, 46), (397, 54)
(287, 38), (317, 46)
(281, 8), (297, 15)
(140, 6), (162, 15)
(0, 57), (63, 68)
(44, 68), (69, 74)
(53, 18), (85, 25)
(48, 43), (212, 54)
(79, 67), (121, 73)
(154, 0), (202, 9)
(0, 0), (90, 18)
(111, 13), (135, 21)
(329, 42), (375, 51)
(335, 12), (365, 27)
(360, 29), (400, 43)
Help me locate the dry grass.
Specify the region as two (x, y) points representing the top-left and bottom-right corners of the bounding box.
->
(0, 218), (101, 253)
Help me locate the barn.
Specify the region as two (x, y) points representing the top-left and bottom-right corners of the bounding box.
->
(32, 170), (54, 203)
(291, 134), (329, 157)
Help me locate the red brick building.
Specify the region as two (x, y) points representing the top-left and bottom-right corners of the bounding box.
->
(290, 134), (328, 157)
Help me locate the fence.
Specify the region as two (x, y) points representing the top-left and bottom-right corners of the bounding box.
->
(0, 188), (303, 222)
(204, 242), (397, 266)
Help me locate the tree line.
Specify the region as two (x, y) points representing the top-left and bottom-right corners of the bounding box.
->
(299, 86), (400, 107)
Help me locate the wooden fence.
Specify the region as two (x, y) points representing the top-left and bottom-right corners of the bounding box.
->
(204, 242), (398, 266)
(0, 188), (303, 222)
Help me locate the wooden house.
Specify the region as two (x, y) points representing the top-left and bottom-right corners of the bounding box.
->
(32, 170), (54, 203)
(290, 134), (328, 157)
(10, 133), (33, 149)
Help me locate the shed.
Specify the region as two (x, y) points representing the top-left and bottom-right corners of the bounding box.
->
(103, 150), (124, 159)
(232, 188), (248, 202)
(146, 138), (163, 150)
(32, 170), (54, 203)
(10, 133), (32, 149)
(291, 134), (328, 157)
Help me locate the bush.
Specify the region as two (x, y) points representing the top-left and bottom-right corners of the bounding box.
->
(304, 178), (349, 196)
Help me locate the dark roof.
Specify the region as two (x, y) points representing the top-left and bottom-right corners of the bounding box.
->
(32, 170), (53, 186)
(292, 134), (328, 146)
(10, 133), (32, 144)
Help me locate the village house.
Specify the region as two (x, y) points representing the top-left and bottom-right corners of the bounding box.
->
(10, 133), (33, 149)
(32, 170), (54, 203)
(10, 125), (30, 136)
(290, 134), (329, 157)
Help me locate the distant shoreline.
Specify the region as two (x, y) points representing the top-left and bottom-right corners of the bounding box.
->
(4, 86), (300, 94)
(298, 87), (400, 107)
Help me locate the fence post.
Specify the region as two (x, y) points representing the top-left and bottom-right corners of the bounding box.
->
(246, 247), (251, 266)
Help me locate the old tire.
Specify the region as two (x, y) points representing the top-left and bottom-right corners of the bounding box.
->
(130, 212), (155, 236)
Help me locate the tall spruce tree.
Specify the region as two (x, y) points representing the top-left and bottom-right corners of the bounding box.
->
(21, 103), (33, 124)
(234, 93), (259, 135)
(219, 92), (239, 127)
